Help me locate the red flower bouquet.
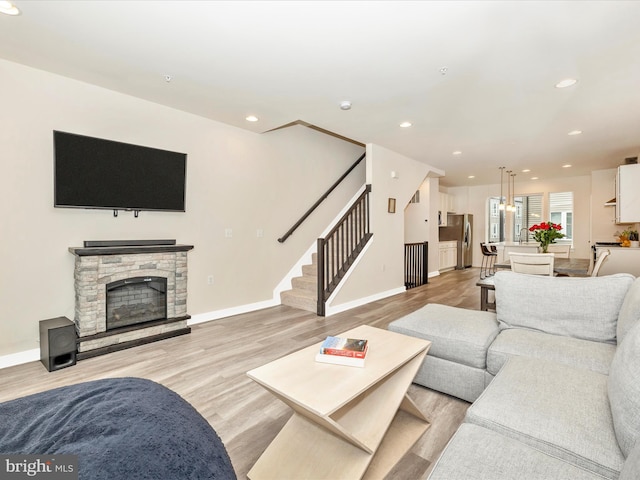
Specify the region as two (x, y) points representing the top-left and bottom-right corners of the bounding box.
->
(529, 222), (565, 253)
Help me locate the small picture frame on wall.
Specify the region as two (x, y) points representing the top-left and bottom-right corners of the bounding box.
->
(388, 197), (396, 213)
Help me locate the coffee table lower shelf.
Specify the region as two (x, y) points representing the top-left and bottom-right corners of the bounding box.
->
(247, 400), (429, 480)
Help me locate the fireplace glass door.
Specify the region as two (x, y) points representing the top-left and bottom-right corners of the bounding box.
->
(106, 276), (167, 330)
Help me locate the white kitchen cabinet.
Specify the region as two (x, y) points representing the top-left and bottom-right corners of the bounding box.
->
(439, 193), (455, 214)
(447, 193), (455, 213)
(616, 164), (640, 223)
(438, 193), (456, 226)
(439, 241), (457, 271)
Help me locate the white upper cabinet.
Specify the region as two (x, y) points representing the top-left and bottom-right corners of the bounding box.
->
(616, 164), (640, 223)
(439, 193), (456, 216)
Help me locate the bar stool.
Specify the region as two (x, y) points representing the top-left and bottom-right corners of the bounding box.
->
(480, 243), (497, 279)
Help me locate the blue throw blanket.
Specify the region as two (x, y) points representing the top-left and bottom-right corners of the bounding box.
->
(0, 377), (236, 479)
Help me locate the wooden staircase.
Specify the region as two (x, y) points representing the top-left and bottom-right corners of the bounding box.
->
(280, 253), (319, 313)
(280, 184), (372, 316)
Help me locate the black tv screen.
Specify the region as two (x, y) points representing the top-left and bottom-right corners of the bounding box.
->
(54, 131), (187, 212)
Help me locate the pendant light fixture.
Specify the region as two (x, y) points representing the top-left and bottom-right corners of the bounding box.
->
(506, 170), (512, 211)
(498, 167), (506, 211)
(507, 172), (517, 212)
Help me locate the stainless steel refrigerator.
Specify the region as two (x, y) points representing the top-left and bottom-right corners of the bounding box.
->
(439, 214), (473, 269)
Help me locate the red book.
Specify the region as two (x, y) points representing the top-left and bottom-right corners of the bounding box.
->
(319, 336), (368, 359)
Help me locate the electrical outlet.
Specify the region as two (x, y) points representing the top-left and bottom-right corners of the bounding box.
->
(207, 275), (214, 285)
(257, 229), (264, 238)
(224, 228), (233, 238)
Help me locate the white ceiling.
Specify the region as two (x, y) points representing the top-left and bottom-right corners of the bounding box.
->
(2, 0), (639, 186)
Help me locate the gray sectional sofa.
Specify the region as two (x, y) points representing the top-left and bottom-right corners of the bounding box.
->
(389, 271), (640, 479)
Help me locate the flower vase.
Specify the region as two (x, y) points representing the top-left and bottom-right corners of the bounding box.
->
(540, 243), (549, 253)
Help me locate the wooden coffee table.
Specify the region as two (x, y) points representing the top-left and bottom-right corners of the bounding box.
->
(246, 324), (431, 480)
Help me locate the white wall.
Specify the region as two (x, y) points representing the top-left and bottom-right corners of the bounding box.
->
(405, 177), (444, 277)
(0, 58), (366, 358)
(404, 180), (430, 243)
(327, 145), (435, 311)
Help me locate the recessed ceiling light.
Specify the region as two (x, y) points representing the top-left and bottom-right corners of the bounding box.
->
(468, 175), (475, 179)
(555, 78), (578, 88)
(0, 1), (19, 15)
(522, 169), (531, 173)
(340, 101), (352, 111)
(245, 115), (259, 122)
(531, 177), (539, 180)
(568, 130), (582, 136)
(399, 121), (412, 128)
(452, 150), (462, 155)
(562, 164), (572, 168)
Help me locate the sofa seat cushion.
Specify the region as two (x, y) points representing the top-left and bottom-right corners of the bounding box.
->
(428, 423), (608, 480)
(494, 271), (634, 344)
(487, 329), (616, 376)
(466, 356), (624, 479)
(608, 322), (640, 457)
(388, 304), (499, 369)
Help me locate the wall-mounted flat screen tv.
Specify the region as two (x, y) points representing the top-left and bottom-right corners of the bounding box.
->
(54, 131), (187, 212)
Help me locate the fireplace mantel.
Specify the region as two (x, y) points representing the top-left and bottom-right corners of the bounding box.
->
(69, 244), (194, 257)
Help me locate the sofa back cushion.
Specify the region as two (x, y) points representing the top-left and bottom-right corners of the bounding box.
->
(608, 322), (640, 457)
(618, 277), (640, 345)
(495, 271), (634, 344)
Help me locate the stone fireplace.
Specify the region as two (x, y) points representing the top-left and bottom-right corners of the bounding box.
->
(69, 242), (193, 359)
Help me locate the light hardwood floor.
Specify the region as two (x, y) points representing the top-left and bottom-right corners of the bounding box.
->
(0, 267), (483, 479)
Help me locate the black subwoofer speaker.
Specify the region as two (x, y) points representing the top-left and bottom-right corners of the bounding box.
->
(39, 317), (77, 372)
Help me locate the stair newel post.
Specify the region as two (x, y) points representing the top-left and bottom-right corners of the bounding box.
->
(317, 238), (326, 316)
(365, 184), (371, 236)
(422, 241), (429, 285)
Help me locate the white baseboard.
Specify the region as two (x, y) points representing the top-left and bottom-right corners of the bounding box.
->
(0, 348), (40, 370)
(188, 298), (280, 326)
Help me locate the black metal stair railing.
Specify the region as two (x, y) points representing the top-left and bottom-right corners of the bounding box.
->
(404, 241), (429, 289)
(317, 185), (372, 316)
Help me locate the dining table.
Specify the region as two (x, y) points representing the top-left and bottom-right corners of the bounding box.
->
(494, 257), (591, 277)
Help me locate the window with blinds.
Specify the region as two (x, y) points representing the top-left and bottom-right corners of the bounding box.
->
(523, 194), (543, 229)
(486, 192), (573, 243)
(512, 194), (543, 241)
(549, 191), (573, 241)
(487, 197), (503, 242)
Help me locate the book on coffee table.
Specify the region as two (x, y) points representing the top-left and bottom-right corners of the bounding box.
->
(315, 351), (366, 367)
(319, 336), (368, 358)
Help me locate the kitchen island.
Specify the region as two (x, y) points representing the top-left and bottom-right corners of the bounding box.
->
(490, 242), (540, 263)
(594, 246), (640, 277)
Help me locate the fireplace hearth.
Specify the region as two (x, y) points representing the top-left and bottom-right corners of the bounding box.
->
(69, 242), (194, 359)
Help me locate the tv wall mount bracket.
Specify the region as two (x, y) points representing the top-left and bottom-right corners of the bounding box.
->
(113, 210), (141, 218)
